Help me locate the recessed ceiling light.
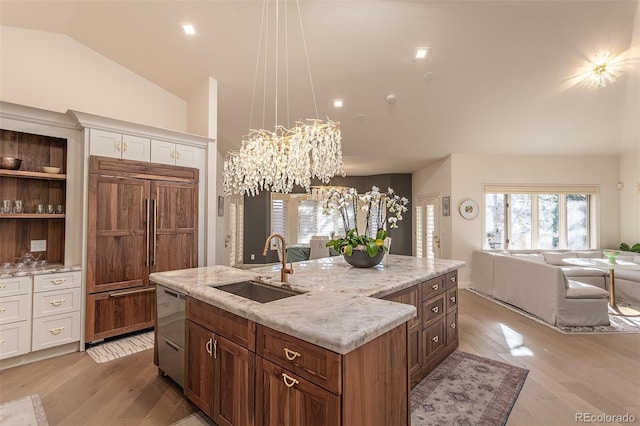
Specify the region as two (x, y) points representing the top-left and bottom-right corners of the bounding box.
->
(182, 24), (196, 36)
(414, 47), (430, 60)
(333, 99), (344, 108)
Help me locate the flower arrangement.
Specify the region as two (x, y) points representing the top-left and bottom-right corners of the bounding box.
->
(322, 186), (409, 257)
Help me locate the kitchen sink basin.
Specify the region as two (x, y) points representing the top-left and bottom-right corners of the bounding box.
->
(213, 281), (301, 303)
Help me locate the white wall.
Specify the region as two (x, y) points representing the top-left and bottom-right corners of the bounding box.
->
(413, 153), (620, 284)
(0, 26), (187, 132)
(413, 157), (452, 258)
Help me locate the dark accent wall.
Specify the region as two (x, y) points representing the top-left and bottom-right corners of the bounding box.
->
(243, 174), (412, 264)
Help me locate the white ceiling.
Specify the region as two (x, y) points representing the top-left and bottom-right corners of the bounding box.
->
(1, 0), (638, 175)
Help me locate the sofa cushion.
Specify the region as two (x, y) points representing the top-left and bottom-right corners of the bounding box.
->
(512, 253), (546, 263)
(561, 266), (607, 278)
(575, 251), (603, 259)
(614, 269), (640, 281)
(542, 251), (577, 266)
(618, 253), (636, 262)
(566, 280), (609, 299)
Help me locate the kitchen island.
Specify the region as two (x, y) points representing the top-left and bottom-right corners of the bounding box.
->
(150, 254), (464, 426)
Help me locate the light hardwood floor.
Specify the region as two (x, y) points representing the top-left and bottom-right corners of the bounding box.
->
(1, 289), (638, 425)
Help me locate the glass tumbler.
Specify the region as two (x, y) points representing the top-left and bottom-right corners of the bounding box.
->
(14, 200), (23, 214)
(1, 199), (11, 214)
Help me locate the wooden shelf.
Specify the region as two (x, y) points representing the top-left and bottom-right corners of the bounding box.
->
(0, 169), (66, 180)
(0, 214), (65, 219)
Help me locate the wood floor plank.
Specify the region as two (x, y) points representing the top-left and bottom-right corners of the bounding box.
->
(0, 289), (638, 425)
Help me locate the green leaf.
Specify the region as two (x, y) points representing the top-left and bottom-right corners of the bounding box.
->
(632, 243), (640, 253)
(376, 229), (387, 241)
(366, 240), (378, 257)
(345, 244), (353, 256)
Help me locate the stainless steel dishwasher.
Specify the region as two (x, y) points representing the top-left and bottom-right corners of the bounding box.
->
(156, 285), (185, 387)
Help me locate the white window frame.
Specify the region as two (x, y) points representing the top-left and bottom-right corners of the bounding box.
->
(483, 184), (599, 250)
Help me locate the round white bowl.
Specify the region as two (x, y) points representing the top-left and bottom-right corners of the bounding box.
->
(42, 166), (61, 174)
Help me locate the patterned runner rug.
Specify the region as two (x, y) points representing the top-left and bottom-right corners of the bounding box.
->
(411, 351), (528, 426)
(0, 394), (48, 426)
(86, 331), (154, 363)
(469, 289), (640, 334)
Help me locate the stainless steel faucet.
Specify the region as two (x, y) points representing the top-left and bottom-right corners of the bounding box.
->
(263, 233), (294, 284)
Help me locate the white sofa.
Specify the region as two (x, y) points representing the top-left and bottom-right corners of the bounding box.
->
(472, 250), (615, 327)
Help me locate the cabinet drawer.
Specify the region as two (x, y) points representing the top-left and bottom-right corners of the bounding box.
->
(33, 287), (81, 318)
(446, 311), (458, 344)
(445, 271), (458, 289)
(423, 319), (446, 358)
(422, 275), (445, 300)
(0, 320), (31, 360)
(187, 296), (255, 351)
(257, 325), (341, 394)
(33, 271), (81, 293)
(0, 276), (31, 297)
(32, 311), (81, 351)
(257, 357), (340, 426)
(446, 287), (458, 311)
(0, 294), (31, 325)
(422, 293), (445, 328)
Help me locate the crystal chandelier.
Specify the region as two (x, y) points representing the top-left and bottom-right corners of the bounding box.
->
(223, 0), (345, 196)
(583, 52), (623, 89)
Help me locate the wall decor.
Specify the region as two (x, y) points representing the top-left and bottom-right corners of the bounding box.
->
(442, 196), (450, 216)
(459, 199), (479, 220)
(217, 196), (224, 217)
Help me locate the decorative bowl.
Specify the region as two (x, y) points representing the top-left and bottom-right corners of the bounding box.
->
(602, 250), (621, 264)
(42, 166), (61, 174)
(343, 247), (385, 268)
(0, 157), (22, 170)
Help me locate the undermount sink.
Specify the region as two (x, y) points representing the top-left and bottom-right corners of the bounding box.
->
(212, 281), (301, 303)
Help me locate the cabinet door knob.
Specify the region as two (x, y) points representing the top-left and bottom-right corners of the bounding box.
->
(0, 307), (5, 313)
(450, 276), (456, 282)
(50, 299), (66, 307)
(282, 373), (299, 388)
(450, 323), (456, 329)
(431, 306), (439, 313)
(450, 296), (456, 303)
(0, 339), (5, 344)
(432, 284), (438, 290)
(432, 335), (439, 343)
(49, 327), (65, 335)
(284, 347), (301, 361)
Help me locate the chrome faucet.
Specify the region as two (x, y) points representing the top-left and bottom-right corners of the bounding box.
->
(263, 233), (294, 284)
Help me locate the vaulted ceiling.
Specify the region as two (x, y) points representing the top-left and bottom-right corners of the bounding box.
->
(1, 0), (638, 175)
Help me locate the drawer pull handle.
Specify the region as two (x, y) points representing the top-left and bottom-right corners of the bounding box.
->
(206, 337), (213, 357)
(282, 373), (299, 388)
(50, 299), (66, 307)
(284, 347), (301, 361)
(123, 142), (128, 152)
(450, 276), (456, 282)
(450, 296), (456, 303)
(0, 307), (5, 313)
(0, 339), (5, 344)
(115, 141), (121, 151)
(170, 149), (175, 159)
(451, 323), (456, 329)
(432, 335), (439, 343)
(51, 279), (66, 285)
(50, 327), (65, 335)
(431, 306), (439, 313)
(432, 284), (439, 290)
(0, 285), (5, 289)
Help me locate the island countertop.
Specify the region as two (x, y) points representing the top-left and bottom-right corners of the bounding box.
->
(150, 254), (464, 354)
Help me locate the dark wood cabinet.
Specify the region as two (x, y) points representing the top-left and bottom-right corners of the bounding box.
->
(256, 356), (340, 426)
(86, 156), (198, 343)
(184, 320), (215, 418)
(185, 298), (255, 426)
(383, 270), (459, 387)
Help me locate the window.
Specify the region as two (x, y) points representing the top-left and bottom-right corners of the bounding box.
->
(483, 185), (597, 250)
(271, 194), (342, 244)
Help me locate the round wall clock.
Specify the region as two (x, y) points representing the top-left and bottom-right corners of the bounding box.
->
(459, 199), (479, 220)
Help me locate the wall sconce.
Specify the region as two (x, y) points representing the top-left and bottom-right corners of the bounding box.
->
(582, 52), (623, 89)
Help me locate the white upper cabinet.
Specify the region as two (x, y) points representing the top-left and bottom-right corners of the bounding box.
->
(151, 140), (204, 169)
(89, 129), (150, 162)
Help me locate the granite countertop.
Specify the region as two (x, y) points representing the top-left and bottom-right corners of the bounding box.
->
(150, 254), (465, 354)
(0, 263), (82, 279)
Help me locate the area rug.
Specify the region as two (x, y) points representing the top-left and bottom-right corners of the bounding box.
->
(0, 394), (48, 426)
(411, 351), (528, 426)
(468, 289), (640, 334)
(86, 331), (154, 363)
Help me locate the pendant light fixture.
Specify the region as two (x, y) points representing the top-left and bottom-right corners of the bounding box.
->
(223, 0), (345, 196)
